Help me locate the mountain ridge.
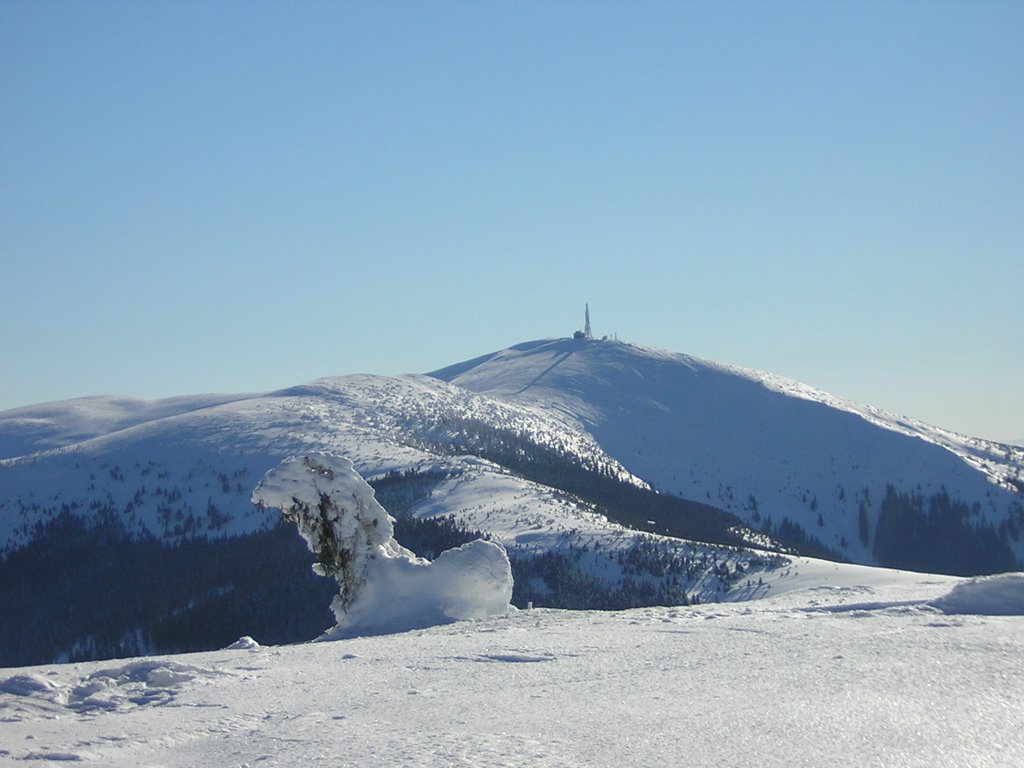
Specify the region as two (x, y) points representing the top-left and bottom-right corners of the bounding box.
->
(2, 336), (1022, 665)
(4, 336), (1022, 566)
(429, 337), (1024, 568)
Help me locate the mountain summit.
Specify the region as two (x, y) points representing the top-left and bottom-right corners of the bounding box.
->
(433, 337), (1024, 571)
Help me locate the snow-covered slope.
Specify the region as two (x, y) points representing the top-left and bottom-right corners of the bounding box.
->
(2, 571), (1022, 767)
(0, 371), (773, 665)
(0, 373), (644, 550)
(432, 338), (1024, 569)
(0, 394), (254, 460)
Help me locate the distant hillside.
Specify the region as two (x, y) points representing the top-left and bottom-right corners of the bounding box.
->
(0, 373), (774, 666)
(432, 337), (1024, 575)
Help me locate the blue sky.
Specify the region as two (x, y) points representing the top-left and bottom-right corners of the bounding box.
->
(2, 1), (1021, 442)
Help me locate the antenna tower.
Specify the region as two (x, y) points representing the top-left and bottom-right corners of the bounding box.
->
(584, 304), (592, 340)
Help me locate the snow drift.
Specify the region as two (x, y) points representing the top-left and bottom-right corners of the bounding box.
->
(929, 572), (1024, 616)
(252, 453), (513, 636)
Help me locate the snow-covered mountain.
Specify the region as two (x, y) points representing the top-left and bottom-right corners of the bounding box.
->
(0, 370), (772, 666)
(0, 373), (645, 549)
(1, 336), (1022, 666)
(433, 338), (1024, 573)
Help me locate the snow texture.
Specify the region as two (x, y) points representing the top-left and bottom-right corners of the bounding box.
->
(223, 636), (262, 651)
(1, 573), (1021, 767)
(252, 453), (513, 636)
(929, 572), (1024, 615)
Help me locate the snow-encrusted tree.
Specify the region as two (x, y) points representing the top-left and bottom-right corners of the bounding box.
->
(252, 453), (513, 637)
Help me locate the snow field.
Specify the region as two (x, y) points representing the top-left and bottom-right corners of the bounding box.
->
(1, 574), (1022, 767)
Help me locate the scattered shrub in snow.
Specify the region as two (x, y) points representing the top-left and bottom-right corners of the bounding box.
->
(252, 453), (513, 637)
(759, 515), (845, 562)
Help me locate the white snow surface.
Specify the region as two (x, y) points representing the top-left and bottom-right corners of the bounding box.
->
(929, 572), (1024, 616)
(332, 538), (513, 637)
(252, 453), (513, 636)
(1, 571), (1021, 767)
(0, 393), (252, 460)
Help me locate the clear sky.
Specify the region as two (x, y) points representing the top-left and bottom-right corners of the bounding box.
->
(2, 1), (1021, 443)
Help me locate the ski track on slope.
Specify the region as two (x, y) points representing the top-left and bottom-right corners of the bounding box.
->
(1, 575), (1021, 767)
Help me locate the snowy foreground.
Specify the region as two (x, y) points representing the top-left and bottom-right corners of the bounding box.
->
(2, 568), (1023, 767)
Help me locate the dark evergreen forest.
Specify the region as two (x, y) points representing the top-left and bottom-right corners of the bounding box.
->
(872, 485), (1018, 575)
(0, 511), (336, 667)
